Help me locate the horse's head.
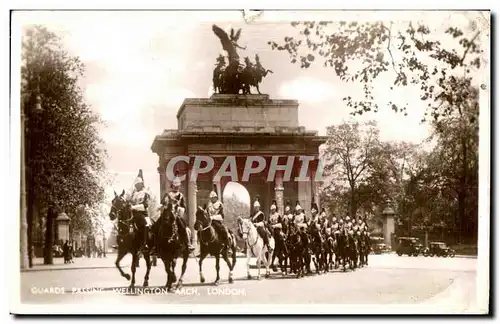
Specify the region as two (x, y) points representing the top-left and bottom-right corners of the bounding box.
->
(160, 202), (176, 223)
(194, 206), (210, 231)
(109, 189), (127, 221)
(237, 217), (252, 240)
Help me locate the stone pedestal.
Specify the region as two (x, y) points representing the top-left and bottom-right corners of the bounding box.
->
(152, 94), (328, 226)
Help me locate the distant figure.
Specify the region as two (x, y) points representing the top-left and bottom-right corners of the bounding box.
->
(62, 241), (69, 264)
(68, 243), (74, 263)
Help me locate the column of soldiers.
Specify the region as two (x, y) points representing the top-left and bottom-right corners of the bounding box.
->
(124, 168), (369, 254)
(248, 195), (370, 251)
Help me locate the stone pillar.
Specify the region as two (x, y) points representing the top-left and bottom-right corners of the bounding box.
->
(158, 163), (167, 201)
(274, 170), (285, 215)
(382, 202), (396, 248)
(298, 167), (312, 216)
(187, 169), (198, 248)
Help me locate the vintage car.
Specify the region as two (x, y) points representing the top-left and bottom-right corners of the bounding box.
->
(396, 237), (424, 256)
(423, 242), (456, 258)
(372, 243), (391, 254)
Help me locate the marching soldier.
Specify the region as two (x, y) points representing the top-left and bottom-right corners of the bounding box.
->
(160, 173), (195, 251)
(127, 169), (151, 250)
(251, 196), (270, 250)
(207, 184), (231, 248)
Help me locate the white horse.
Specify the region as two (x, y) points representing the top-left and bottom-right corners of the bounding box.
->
(237, 217), (275, 280)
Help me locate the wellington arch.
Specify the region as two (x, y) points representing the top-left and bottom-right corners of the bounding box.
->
(151, 94), (327, 246)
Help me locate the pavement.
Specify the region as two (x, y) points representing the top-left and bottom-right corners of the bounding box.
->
(17, 253), (483, 313)
(23, 252), (248, 272)
(23, 251), (476, 272)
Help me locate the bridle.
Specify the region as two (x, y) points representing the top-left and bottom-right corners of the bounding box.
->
(110, 198), (133, 231)
(195, 209), (216, 245)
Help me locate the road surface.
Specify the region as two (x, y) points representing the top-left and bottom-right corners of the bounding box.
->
(19, 253), (478, 311)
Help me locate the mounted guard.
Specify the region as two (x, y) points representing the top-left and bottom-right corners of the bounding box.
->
(293, 201), (308, 238)
(159, 172), (194, 251)
(268, 200), (284, 238)
(206, 184), (232, 248)
(283, 200), (294, 235)
(251, 196), (270, 250)
(127, 169), (151, 250)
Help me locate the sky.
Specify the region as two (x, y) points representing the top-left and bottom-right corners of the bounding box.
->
(14, 10), (489, 205)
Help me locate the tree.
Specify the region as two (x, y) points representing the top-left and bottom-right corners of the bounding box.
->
(426, 82), (479, 242)
(22, 26), (107, 265)
(321, 120), (381, 218)
(223, 193), (250, 250)
(268, 14), (487, 121)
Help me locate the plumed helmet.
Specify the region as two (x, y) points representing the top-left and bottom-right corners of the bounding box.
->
(209, 184), (218, 198)
(295, 200), (302, 211)
(253, 195), (261, 208)
(270, 200), (277, 211)
(285, 200), (291, 212)
(171, 171), (181, 188)
(311, 199), (318, 213)
(134, 169), (144, 185)
(320, 208), (327, 217)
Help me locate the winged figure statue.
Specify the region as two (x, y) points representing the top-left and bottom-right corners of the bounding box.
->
(212, 24), (246, 62)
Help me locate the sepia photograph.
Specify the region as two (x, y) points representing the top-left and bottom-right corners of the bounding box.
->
(9, 8), (490, 315)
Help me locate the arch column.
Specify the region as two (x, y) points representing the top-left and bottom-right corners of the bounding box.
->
(187, 166), (198, 248)
(274, 170), (285, 215)
(157, 161), (168, 201)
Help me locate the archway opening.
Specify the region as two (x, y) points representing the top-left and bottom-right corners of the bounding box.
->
(222, 182), (251, 251)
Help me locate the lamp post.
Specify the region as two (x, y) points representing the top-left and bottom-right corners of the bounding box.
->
(20, 92), (43, 270)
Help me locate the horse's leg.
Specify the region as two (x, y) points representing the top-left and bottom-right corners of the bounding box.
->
(230, 239), (237, 271)
(163, 256), (171, 289)
(176, 249), (189, 290)
(198, 249), (208, 283)
(256, 251), (262, 280)
(129, 252), (138, 289)
(143, 251), (151, 287)
(115, 249), (130, 281)
(246, 242), (252, 280)
(265, 248), (273, 278)
(214, 254), (221, 286)
(270, 242), (278, 272)
(222, 248), (234, 284)
(171, 257), (178, 285)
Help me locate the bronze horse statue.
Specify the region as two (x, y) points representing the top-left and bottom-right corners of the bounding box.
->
(212, 24), (272, 95)
(109, 190), (152, 288)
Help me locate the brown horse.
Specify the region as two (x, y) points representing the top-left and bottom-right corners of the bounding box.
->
(194, 207), (236, 285)
(109, 190), (152, 288)
(151, 202), (190, 292)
